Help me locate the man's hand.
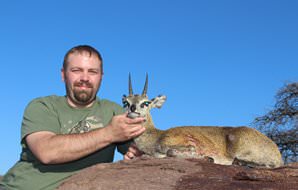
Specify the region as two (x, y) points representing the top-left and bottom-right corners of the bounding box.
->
(106, 113), (146, 143)
(124, 143), (143, 160)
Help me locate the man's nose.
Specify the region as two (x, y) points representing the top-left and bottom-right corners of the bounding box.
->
(80, 72), (90, 81)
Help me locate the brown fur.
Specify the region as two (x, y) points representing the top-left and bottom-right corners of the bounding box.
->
(134, 114), (283, 168)
(123, 79), (283, 168)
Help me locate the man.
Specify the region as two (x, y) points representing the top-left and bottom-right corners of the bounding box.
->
(0, 45), (145, 190)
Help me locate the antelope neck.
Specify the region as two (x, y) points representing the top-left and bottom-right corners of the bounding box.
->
(143, 113), (156, 130)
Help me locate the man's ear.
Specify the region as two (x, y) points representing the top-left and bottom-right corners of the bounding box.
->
(61, 68), (66, 82)
(151, 95), (167, 108)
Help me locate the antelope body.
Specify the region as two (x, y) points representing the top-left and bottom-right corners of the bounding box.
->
(123, 75), (283, 168)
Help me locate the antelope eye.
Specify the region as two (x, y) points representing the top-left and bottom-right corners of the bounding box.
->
(123, 101), (130, 108)
(141, 101), (151, 108)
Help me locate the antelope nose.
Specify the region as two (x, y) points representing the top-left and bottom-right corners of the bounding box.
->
(130, 105), (136, 112)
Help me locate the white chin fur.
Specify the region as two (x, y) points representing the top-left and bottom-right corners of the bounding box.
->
(127, 112), (140, 119)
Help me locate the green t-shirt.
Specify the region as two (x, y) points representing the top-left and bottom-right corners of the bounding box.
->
(0, 95), (130, 190)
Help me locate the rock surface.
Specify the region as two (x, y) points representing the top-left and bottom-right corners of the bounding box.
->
(57, 157), (298, 190)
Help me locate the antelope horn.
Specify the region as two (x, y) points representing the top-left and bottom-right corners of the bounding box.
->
(142, 73), (148, 96)
(129, 73), (133, 95)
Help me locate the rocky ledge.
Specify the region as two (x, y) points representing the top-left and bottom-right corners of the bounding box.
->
(57, 157), (298, 190)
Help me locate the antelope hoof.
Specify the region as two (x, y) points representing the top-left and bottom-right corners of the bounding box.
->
(166, 149), (178, 157)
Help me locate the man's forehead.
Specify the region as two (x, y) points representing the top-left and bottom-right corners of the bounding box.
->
(67, 52), (101, 66)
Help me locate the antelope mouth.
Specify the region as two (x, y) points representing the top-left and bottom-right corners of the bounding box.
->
(127, 112), (141, 119)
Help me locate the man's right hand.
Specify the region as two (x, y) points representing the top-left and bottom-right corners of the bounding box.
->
(105, 113), (146, 143)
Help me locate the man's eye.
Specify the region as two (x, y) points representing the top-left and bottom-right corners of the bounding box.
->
(71, 69), (81, 73)
(89, 70), (99, 74)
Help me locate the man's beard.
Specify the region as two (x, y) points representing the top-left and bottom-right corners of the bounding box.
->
(73, 88), (93, 103)
(68, 81), (97, 105)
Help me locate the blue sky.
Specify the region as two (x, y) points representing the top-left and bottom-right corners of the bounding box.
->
(0, 0), (297, 174)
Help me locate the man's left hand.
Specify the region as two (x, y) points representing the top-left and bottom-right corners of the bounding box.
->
(124, 144), (143, 160)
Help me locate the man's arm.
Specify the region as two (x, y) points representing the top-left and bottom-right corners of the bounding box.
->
(26, 113), (145, 164)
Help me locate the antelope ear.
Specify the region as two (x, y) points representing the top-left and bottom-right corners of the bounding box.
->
(151, 95), (167, 108)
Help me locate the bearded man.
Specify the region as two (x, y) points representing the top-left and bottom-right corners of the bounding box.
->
(0, 45), (144, 190)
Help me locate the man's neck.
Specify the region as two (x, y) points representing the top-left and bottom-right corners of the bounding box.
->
(66, 97), (95, 108)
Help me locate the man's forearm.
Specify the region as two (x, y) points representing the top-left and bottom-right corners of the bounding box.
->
(26, 127), (113, 164)
(49, 127), (113, 163)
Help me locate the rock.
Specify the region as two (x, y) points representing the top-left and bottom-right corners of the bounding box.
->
(57, 157), (298, 190)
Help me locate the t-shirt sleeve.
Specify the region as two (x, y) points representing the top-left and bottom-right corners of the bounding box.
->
(21, 98), (60, 141)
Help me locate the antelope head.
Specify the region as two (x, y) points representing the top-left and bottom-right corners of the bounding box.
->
(122, 74), (167, 119)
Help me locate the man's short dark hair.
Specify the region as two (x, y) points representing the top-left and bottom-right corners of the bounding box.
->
(63, 45), (103, 72)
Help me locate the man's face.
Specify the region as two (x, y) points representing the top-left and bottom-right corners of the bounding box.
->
(61, 52), (103, 107)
